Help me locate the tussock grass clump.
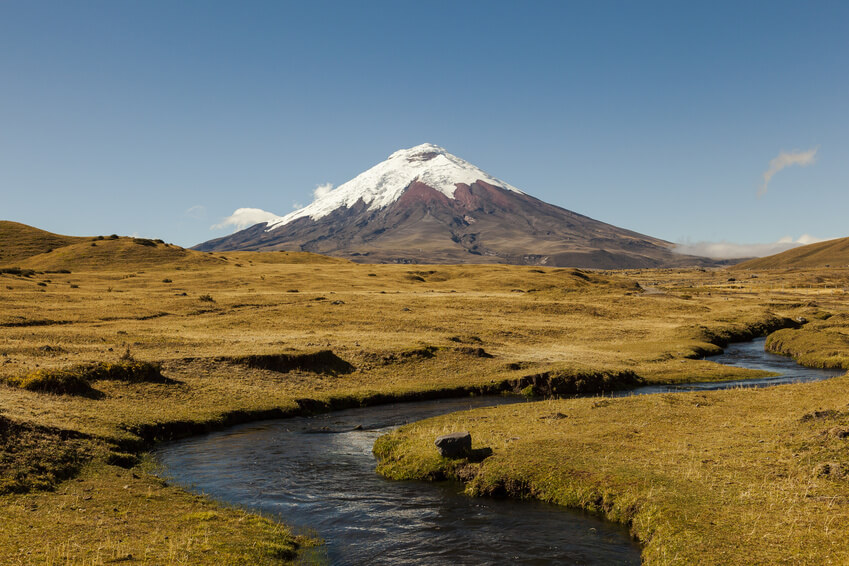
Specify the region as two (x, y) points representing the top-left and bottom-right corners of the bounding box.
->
(227, 350), (355, 376)
(363, 345), (439, 366)
(0, 267), (36, 277)
(514, 368), (643, 397)
(83, 360), (167, 383)
(5, 370), (97, 396)
(0, 416), (88, 494)
(687, 315), (797, 347)
(5, 361), (168, 396)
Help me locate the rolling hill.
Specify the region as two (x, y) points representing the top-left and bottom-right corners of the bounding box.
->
(733, 237), (849, 269)
(0, 221), (86, 264)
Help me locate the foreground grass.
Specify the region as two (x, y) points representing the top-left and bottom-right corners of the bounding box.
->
(1, 461), (310, 565)
(375, 375), (849, 565)
(1, 242), (848, 563)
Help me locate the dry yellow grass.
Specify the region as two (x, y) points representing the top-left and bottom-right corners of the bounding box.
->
(735, 237), (849, 270)
(2, 223), (849, 563)
(0, 220), (86, 264)
(376, 375), (849, 564)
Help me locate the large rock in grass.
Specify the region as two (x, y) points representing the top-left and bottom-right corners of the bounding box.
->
(435, 431), (472, 458)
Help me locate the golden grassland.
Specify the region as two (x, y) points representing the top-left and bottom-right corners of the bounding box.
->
(0, 221), (86, 264)
(1, 230), (849, 563)
(735, 236), (849, 270)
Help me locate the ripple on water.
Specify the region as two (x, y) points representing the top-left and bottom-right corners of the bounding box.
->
(157, 338), (840, 565)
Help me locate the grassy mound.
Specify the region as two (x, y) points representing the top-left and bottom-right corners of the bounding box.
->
(5, 361), (168, 397)
(513, 367), (642, 397)
(766, 324), (849, 369)
(16, 237), (222, 271)
(225, 350), (356, 375)
(0, 220), (85, 264)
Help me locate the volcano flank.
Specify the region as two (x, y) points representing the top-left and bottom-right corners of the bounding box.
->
(195, 144), (710, 268)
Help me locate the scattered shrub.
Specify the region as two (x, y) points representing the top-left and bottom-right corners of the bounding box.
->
(132, 238), (157, 247)
(198, 294), (215, 302)
(162, 278), (172, 283)
(108, 234), (119, 239)
(0, 268), (35, 277)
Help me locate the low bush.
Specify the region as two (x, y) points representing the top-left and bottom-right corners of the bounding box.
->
(0, 267), (36, 277)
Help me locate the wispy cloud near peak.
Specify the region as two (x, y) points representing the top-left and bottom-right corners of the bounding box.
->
(211, 208), (280, 231)
(313, 182), (334, 201)
(675, 235), (826, 260)
(759, 147), (818, 197)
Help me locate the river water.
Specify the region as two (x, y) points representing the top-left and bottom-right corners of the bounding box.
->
(155, 338), (843, 565)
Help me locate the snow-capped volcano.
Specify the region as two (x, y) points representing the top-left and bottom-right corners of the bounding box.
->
(195, 144), (712, 268)
(266, 143), (522, 230)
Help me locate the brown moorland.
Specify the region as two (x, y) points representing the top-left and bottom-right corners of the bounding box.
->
(1, 222), (848, 564)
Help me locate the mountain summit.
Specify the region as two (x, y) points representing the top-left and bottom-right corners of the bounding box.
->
(195, 144), (708, 268)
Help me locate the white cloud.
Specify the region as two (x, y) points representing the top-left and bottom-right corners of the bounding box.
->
(185, 204), (206, 219)
(759, 147), (818, 197)
(674, 234), (827, 259)
(313, 182), (334, 201)
(211, 208), (280, 231)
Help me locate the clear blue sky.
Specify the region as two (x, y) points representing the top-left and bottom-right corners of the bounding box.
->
(2, 1), (847, 253)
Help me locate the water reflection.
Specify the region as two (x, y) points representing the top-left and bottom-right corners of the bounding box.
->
(156, 338), (842, 565)
(157, 397), (641, 565)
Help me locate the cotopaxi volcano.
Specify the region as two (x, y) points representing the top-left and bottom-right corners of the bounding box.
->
(195, 143), (708, 268)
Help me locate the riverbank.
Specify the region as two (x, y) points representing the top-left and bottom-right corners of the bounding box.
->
(1, 258), (847, 563)
(375, 368), (849, 565)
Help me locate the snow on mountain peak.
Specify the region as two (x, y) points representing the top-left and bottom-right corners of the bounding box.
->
(265, 144), (522, 230)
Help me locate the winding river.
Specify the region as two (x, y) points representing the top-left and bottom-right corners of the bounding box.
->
(156, 338), (843, 565)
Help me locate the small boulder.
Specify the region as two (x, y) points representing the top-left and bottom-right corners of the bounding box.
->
(435, 431), (472, 458)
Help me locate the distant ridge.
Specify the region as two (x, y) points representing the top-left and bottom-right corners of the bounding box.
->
(0, 220), (344, 271)
(0, 221), (86, 264)
(195, 144), (715, 269)
(733, 237), (849, 269)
